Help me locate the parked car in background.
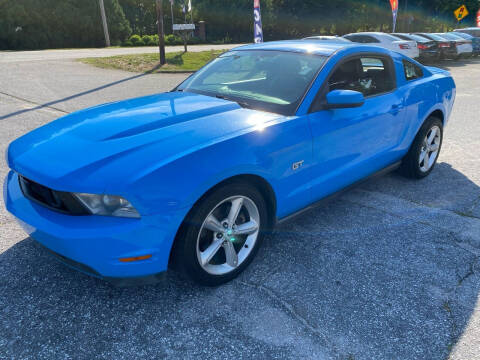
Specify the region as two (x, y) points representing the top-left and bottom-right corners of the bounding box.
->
(448, 32), (480, 57)
(302, 35), (351, 43)
(392, 33), (440, 61)
(5, 41), (456, 285)
(343, 32), (419, 59)
(435, 33), (473, 58)
(454, 27), (480, 38)
(414, 33), (458, 60)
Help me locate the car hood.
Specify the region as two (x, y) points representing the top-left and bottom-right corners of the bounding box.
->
(7, 91), (280, 193)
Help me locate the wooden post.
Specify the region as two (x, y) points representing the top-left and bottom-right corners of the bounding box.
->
(98, 0), (110, 47)
(156, 0), (166, 65)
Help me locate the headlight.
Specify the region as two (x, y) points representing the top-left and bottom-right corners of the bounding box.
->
(73, 193), (140, 218)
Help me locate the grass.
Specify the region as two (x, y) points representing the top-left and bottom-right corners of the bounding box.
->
(80, 49), (227, 73)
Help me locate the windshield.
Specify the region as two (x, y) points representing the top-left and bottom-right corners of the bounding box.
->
(423, 33), (446, 41)
(382, 34), (403, 41)
(304, 36), (351, 43)
(451, 32), (472, 39)
(177, 50), (327, 115)
(408, 34), (430, 42)
(436, 33), (457, 40)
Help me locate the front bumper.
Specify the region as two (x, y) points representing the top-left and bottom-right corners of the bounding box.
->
(4, 171), (184, 280)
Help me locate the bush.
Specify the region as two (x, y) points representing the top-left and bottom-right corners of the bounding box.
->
(141, 34), (157, 45)
(146, 38), (157, 46)
(125, 33), (201, 47)
(129, 34), (142, 45)
(165, 34), (183, 45)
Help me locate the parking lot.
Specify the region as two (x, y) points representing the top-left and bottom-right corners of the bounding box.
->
(1, 50), (480, 359)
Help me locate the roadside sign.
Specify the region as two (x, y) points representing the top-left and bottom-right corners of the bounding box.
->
(454, 5), (469, 21)
(389, 0), (399, 32)
(477, 10), (480, 27)
(173, 23), (195, 31)
(253, 0), (263, 43)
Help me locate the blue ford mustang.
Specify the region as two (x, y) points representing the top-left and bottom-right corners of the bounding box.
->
(4, 41), (456, 285)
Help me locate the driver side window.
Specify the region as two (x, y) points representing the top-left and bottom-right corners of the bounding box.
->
(328, 56), (395, 97)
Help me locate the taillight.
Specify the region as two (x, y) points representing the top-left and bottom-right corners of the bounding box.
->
(399, 44), (410, 49)
(418, 44), (428, 50)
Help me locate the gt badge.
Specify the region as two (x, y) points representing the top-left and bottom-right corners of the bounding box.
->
(292, 160), (304, 170)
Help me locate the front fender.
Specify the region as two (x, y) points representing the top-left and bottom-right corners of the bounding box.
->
(128, 116), (313, 219)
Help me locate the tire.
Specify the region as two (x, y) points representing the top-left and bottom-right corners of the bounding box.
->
(400, 116), (443, 179)
(173, 182), (268, 286)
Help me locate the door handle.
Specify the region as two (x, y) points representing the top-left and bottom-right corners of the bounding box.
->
(390, 104), (401, 114)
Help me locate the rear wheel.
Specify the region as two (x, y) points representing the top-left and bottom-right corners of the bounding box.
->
(173, 182), (268, 286)
(400, 117), (443, 179)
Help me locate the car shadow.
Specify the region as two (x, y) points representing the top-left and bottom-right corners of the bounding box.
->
(434, 57), (480, 70)
(0, 72), (150, 121)
(0, 162), (479, 359)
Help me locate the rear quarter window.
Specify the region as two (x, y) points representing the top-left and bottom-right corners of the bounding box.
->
(403, 60), (423, 81)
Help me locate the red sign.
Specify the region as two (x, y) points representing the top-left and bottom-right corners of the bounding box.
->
(389, 0), (398, 11)
(254, 0), (260, 8)
(477, 10), (480, 27)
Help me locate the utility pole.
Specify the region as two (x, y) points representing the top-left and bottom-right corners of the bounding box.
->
(170, 0), (174, 33)
(156, 0), (166, 65)
(98, 0), (110, 47)
(403, 0), (408, 32)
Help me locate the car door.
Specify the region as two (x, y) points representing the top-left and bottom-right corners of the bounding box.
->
(307, 54), (406, 202)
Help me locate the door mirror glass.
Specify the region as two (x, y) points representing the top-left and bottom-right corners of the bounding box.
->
(326, 90), (365, 109)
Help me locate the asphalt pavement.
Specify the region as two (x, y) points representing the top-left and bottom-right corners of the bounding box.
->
(0, 49), (479, 360)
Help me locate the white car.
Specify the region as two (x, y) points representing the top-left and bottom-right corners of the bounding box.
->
(302, 36), (352, 43)
(435, 33), (473, 58)
(343, 32), (419, 59)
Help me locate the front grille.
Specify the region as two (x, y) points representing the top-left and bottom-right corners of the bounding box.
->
(18, 175), (90, 215)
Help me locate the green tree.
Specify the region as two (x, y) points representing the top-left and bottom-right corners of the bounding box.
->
(0, 0), (131, 50)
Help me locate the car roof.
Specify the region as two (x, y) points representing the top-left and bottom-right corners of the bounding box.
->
(345, 32), (395, 37)
(233, 40), (353, 56)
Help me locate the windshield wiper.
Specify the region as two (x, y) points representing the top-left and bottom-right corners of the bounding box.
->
(215, 95), (253, 109)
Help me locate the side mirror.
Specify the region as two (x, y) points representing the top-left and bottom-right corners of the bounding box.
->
(325, 90), (365, 109)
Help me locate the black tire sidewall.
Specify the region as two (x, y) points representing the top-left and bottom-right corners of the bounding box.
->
(177, 182), (268, 286)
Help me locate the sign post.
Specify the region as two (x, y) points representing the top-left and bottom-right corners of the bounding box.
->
(389, 0), (398, 32)
(253, 0), (263, 43)
(156, 0), (166, 65)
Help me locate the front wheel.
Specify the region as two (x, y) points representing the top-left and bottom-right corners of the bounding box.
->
(173, 182), (268, 286)
(400, 116), (443, 179)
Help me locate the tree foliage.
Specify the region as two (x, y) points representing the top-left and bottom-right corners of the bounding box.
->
(1, 0), (479, 50)
(0, 0), (131, 50)
(192, 0), (480, 42)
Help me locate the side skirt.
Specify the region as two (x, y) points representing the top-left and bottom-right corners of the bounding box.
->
(276, 161), (402, 225)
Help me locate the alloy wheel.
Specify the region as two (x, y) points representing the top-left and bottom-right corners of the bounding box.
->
(419, 125), (441, 173)
(196, 196), (260, 275)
